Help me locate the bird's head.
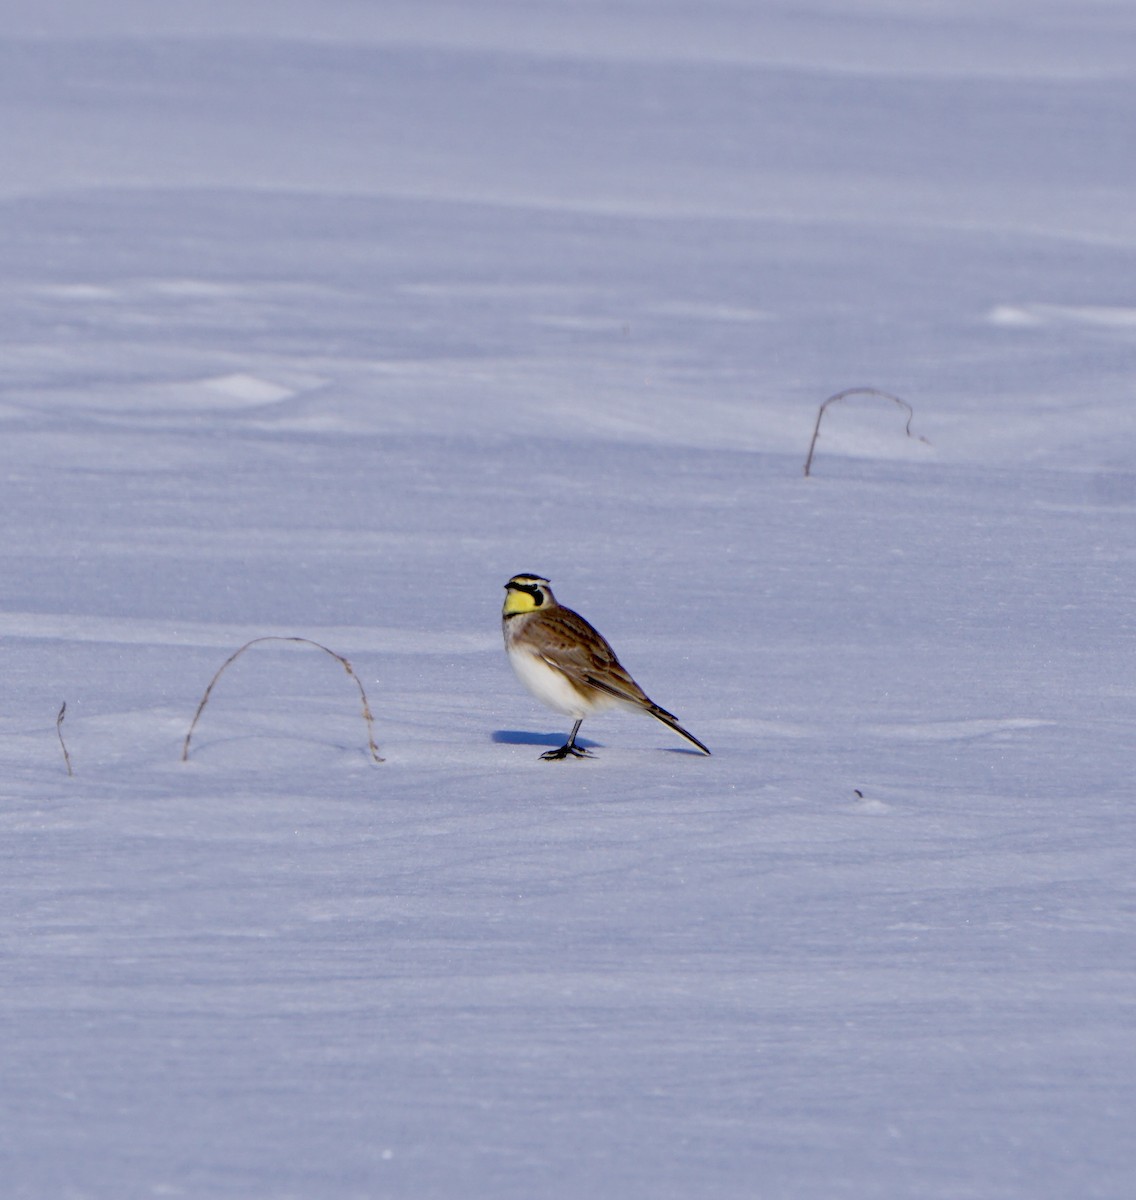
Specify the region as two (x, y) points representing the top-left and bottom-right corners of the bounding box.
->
(503, 574), (556, 616)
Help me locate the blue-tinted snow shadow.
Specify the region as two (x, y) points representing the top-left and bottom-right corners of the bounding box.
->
(492, 730), (706, 755)
(492, 729), (600, 750)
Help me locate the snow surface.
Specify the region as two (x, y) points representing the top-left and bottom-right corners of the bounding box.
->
(2, 2), (1135, 1197)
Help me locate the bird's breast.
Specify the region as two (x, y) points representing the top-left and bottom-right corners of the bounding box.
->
(506, 644), (611, 719)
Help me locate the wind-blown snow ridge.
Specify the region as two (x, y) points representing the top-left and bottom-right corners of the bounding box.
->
(866, 717), (1053, 742)
(0, 612), (496, 654)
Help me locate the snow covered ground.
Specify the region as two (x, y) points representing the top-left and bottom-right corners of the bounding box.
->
(2, 2), (1135, 1196)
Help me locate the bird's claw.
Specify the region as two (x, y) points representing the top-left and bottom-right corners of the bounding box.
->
(540, 743), (594, 761)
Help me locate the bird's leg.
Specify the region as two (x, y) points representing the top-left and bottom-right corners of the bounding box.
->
(540, 718), (593, 760)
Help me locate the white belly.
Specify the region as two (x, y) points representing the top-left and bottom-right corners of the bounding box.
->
(507, 646), (615, 719)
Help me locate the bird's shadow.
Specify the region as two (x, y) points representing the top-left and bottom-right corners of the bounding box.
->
(492, 730), (707, 755)
(492, 729), (601, 750)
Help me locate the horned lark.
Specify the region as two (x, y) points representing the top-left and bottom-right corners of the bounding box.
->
(502, 573), (711, 760)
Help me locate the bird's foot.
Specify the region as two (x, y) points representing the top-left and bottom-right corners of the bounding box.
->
(540, 742), (594, 761)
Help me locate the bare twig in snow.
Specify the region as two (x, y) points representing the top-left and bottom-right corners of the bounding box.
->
(181, 636), (383, 764)
(56, 701), (74, 777)
(803, 388), (930, 477)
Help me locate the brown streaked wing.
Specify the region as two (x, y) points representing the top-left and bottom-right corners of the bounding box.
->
(529, 606), (654, 708)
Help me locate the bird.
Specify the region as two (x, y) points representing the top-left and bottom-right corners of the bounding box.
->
(501, 573), (711, 760)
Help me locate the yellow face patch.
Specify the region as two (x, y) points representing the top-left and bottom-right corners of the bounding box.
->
(503, 585), (542, 616)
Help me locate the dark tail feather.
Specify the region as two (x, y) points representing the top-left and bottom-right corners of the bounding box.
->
(649, 705), (711, 755)
(583, 673), (712, 755)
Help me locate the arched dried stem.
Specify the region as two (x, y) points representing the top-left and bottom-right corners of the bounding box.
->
(181, 636), (383, 764)
(803, 388), (929, 477)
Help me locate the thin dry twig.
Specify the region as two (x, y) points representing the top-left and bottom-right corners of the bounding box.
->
(181, 636), (383, 764)
(56, 701), (74, 777)
(803, 387), (930, 477)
